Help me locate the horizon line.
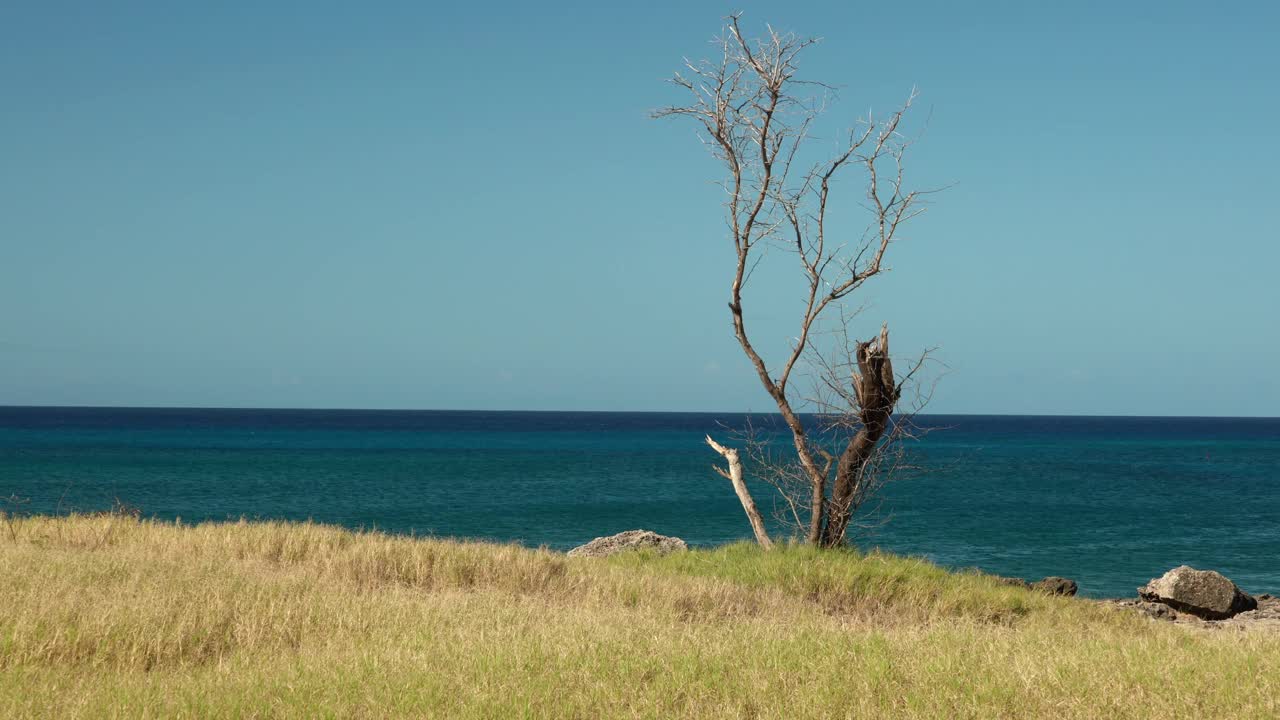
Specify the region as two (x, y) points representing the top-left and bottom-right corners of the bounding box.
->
(1, 404), (1277, 421)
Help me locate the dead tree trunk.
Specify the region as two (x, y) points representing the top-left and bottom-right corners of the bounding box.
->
(706, 435), (774, 549)
(820, 325), (900, 546)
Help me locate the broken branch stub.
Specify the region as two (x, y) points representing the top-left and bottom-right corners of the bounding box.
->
(706, 435), (774, 549)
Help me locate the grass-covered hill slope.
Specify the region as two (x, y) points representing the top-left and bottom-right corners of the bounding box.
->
(1, 515), (1275, 718)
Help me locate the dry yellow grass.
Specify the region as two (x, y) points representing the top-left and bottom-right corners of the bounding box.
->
(0, 514), (1276, 718)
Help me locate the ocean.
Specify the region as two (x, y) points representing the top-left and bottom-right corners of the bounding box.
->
(1, 406), (1277, 599)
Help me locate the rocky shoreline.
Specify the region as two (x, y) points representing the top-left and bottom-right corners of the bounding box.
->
(1096, 565), (1279, 631)
(1090, 566), (1279, 632)
(569, 530), (1279, 632)
(998, 564), (1278, 631)
(1103, 594), (1280, 631)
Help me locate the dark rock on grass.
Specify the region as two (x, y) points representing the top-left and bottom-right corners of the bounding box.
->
(1130, 600), (1179, 621)
(567, 530), (688, 558)
(1031, 576), (1078, 596)
(995, 575), (1077, 596)
(1228, 595), (1280, 629)
(1103, 598), (1178, 621)
(1109, 595), (1280, 631)
(1138, 566), (1257, 620)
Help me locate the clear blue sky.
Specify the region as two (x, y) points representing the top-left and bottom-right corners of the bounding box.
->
(2, 1), (1277, 415)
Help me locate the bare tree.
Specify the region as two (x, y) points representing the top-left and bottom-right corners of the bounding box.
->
(655, 15), (936, 548)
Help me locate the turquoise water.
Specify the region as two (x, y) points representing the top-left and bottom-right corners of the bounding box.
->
(2, 407), (1277, 598)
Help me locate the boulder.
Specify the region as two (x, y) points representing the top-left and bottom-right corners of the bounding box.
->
(567, 530), (688, 558)
(1138, 566), (1257, 620)
(1032, 576), (1078, 596)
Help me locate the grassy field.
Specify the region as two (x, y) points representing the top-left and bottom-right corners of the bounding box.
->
(0, 515), (1276, 719)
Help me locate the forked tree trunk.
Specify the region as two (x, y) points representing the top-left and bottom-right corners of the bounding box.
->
(820, 325), (900, 546)
(706, 435), (774, 549)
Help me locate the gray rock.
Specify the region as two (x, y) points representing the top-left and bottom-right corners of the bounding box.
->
(1138, 566), (1257, 620)
(1106, 598), (1180, 622)
(1223, 595), (1280, 631)
(1032, 576), (1078, 596)
(567, 530), (688, 558)
(1134, 600), (1179, 621)
(994, 575), (1077, 596)
(996, 576), (1031, 589)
